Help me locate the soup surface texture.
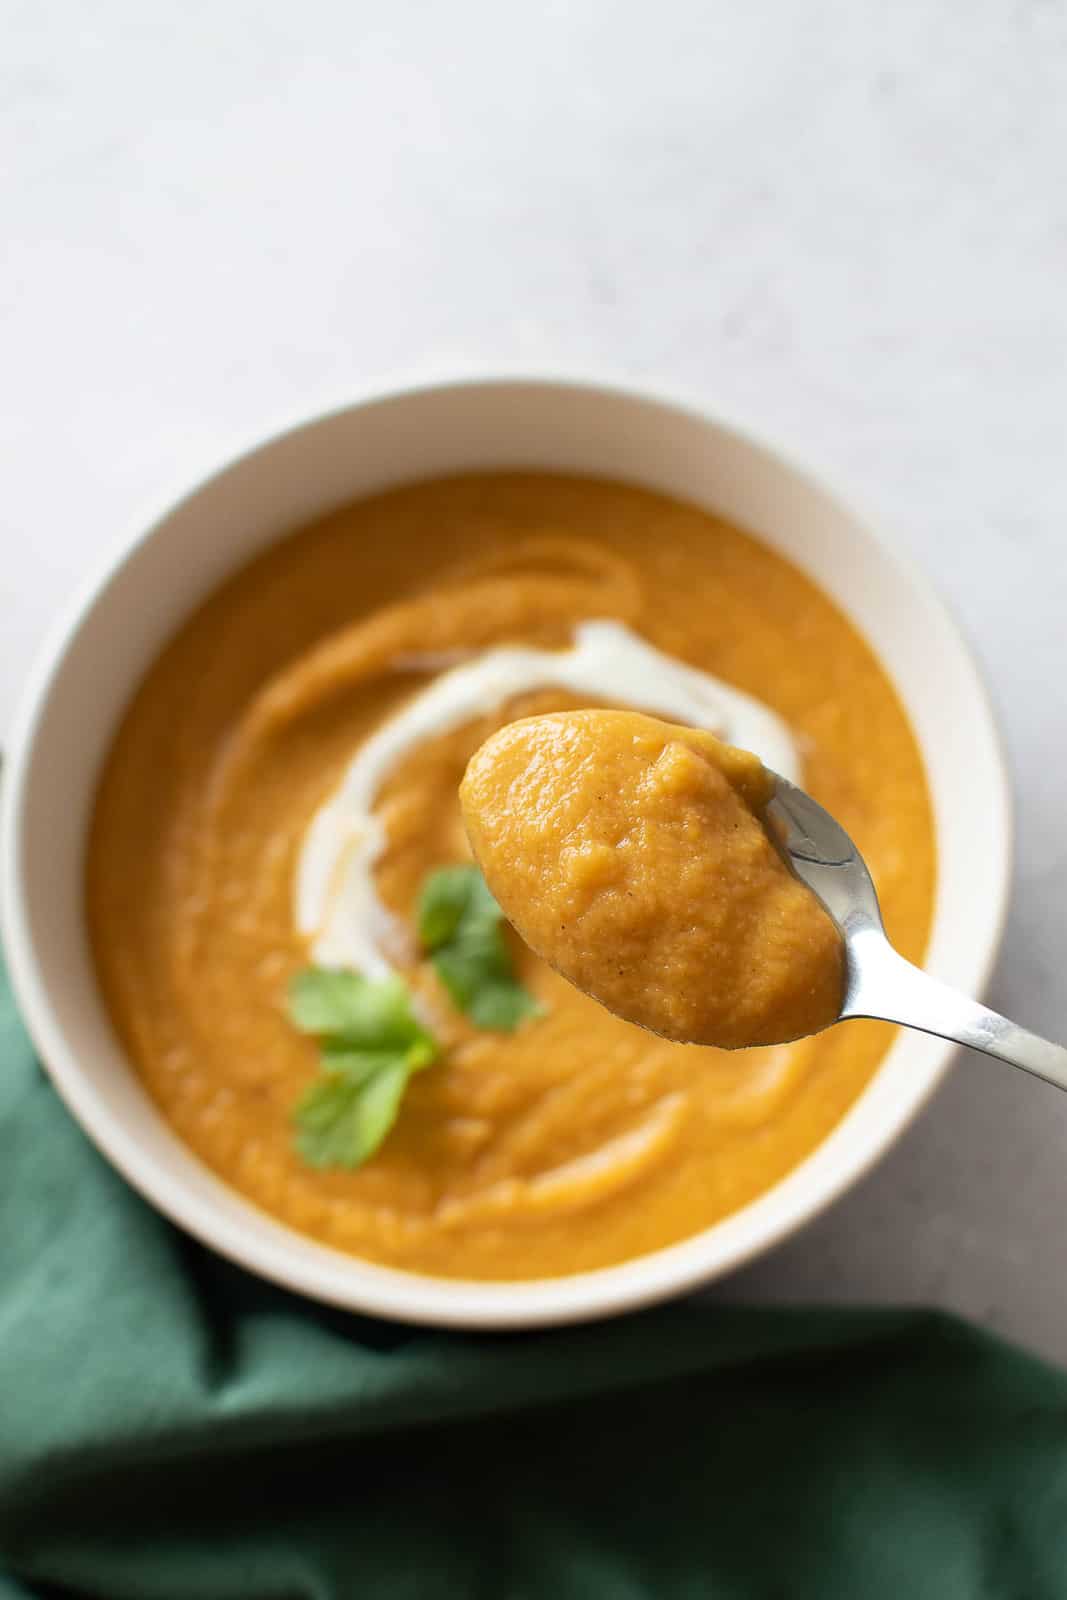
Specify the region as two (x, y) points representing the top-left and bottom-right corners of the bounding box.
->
(88, 473), (935, 1280)
(460, 710), (844, 1049)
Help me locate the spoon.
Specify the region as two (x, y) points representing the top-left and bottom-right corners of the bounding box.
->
(767, 775), (1067, 1090)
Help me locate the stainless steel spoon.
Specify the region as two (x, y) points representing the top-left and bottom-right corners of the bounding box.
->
(767, 775), (1067, 1091)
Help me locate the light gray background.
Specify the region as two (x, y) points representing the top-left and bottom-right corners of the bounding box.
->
(5, 1), (1067, 1358)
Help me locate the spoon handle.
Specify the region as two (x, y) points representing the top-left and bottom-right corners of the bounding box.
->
(841, 929), (1067, 1095)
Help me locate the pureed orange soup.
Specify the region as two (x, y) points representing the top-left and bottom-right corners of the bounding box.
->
(87, 473), (935, 1280)
(460, 710), (846, 1049)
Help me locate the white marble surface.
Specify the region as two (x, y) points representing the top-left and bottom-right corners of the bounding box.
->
(5, 1), (1067, 1357)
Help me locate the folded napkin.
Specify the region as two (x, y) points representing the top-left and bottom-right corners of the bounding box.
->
(2, 955), (1066, 1600)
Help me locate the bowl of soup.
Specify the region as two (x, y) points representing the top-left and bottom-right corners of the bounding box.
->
(0, 377), (1011, 1326)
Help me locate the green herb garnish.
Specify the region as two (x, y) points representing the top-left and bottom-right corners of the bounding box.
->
(289, 969), (437, 1169)
(288, 868), (541, 1169)
(418, 864), (542, 1031)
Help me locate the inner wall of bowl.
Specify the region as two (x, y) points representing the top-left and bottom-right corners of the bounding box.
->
(8, 380), (1007, 1319)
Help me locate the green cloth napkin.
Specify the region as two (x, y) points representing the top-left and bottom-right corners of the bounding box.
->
(3, 956), (1067, 1600)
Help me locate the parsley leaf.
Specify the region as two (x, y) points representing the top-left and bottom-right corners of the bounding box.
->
(418, 864), (501, 947)
(418, 864), (543, 1032)
(289, 969), (427, 1051)
(288, 968), (437, 1169)
(294, 1062), (411, 1170)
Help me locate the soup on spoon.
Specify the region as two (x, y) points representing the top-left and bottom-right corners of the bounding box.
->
(460, 708), (845, 1049)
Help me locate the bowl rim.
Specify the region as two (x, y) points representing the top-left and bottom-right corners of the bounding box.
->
(0, 371), (1014, 1328)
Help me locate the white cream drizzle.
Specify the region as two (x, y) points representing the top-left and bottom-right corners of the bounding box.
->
(295, 620), (798, 975)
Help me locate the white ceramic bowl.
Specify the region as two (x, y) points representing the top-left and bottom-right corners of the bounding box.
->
(1, 377), (1011, 1328)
